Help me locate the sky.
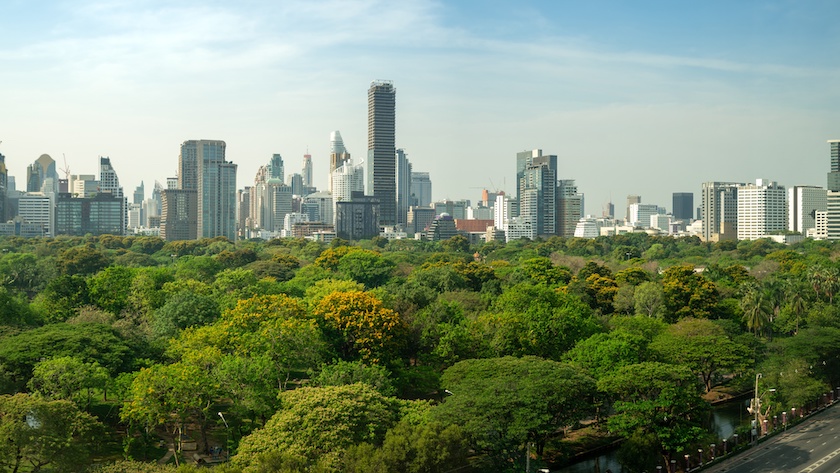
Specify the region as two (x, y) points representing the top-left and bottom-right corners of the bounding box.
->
(2, 0), (840, 215)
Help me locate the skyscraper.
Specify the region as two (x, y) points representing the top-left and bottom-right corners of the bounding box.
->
(178, 140), (237, 241)
(302, 152), (313, 188)
(518, 153), (557, 236)
(329, 131), (351, 193)
(367, 80), (397, 226)
(701, 182), (743, 241)
(825, 140), (840, 239)
(410, 171), (432, 208)
(737, 179), (786, 240)
(26, 154), (58, 193)
(625, 195), (641, 223)
(788, 186), (826, 235)
(0, 152), (6, 221)
(557, 179), (583, 237)
(396, 148), (412, 226)
(672, 192), (694, 222)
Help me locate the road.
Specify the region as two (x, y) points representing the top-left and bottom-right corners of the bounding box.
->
(705, 404), (840, 473)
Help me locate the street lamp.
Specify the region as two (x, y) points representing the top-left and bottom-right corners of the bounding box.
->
(218, 412), (230, 462)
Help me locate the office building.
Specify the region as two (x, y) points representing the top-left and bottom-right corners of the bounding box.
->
(0, 152), (6, 221)
(672, 192), (694, 222)
(701, 182), (743, 241)
(826, 141), (840, 239)
(302, 152), (312, 188)
(558, 179), (583, 237)
(332, 158), (365, 223)
(56, 193), (125, 236)
(178, 140), (237, 240)
(433, 200), (469, 220)
(26, 154), (58, 194)
(519, 153), (557, 236)
(737, 179), (786, 241)
(17, 193), (54, 237)
(367, 80), (397, 226)
(407, 206), (435, 234)
(628, 203), (661, 228)
(160, 189), (198, 241)
(788, 186), (827, 235)
(396, 149), (412, 226)
(625, 195), (641, 224)
(335, 191), (380, 240)
(410, 172), (432, 207)
(329, 131), (351, 192)
(302, 191), (334, 225)
(426, 213), (458, 241)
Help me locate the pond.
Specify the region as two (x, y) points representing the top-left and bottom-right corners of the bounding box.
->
(552, 398), (751, 473)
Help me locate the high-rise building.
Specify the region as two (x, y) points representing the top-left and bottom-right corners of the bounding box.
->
(332, 158), (365, 223)
(672, 192), (694, 222)
(701, 182), (743, 241)
(788, 186), (827, 235)
(396, 149), (412, 226)
(17, 193), (54, 237)
(269, 154), (284, 181)
(367, 80), (397, 226)
(178, 140), (237, 241)
(0, 152), (6, 221)
(302, 152), (313, 188)
(625, 195), (641, 224)
(410, 172), (432, 207)
(134, 181), (145, 205)
(161, 189), (198, 241)
(737, 179), (786, 240)
(329, 131), (351, 192)
(515, 149), (540, 214)
(557, 179), (583, 237)
(26, 154), (58, 193)
(628, 203), (661, 228)
(826, 140), (840, 240)
(519, 153), (557, 236)
(56, 193), (125, 236)
(335, 191), (380, 240)
(238, 187), (251, 239)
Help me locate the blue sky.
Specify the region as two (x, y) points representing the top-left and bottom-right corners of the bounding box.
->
(2, 0), (839, 214)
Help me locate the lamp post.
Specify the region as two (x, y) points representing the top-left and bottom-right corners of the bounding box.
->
(218, 412), (230, 462)
(685, 454), (690, 472)
(710, 444), (716, 461)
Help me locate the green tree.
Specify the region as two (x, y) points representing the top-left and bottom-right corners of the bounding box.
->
(309, 360), (396, 396)
(565, 331), (650, 380)
(28, 356), (109, 408)
(634, 281), (664, 318)
(233, 384), (401, 470)
(598, 362), (708, 469)
(153, 291), (220, 338)
(88, 266), (137, 315)
(0, 393), (103, 473)
(740, 282), (772, 336)
(436, 356), (596, 468)
(650, 318), (750, 392)
(661, 265), (719, 321)
(343, 419), (471, 473)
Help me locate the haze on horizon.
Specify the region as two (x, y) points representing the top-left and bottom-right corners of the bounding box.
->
(2, 0), (839, 214)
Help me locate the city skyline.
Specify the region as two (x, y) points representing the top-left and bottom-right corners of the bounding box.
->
(2, 1), (839, 213)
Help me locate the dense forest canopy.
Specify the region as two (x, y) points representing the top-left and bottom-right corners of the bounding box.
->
(0, 232), (838, 473)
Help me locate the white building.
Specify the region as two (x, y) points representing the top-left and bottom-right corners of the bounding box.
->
(494, 194), (513, 230)
(628, 203), (660, 228)
(573, 217), (600, 238)
(650, 213), (673, 233)
(505, 217), (534, 242)
(788, 186), (827, 235)
(737, 179), (786, 240)
(811, 210), (828, 240)
(467, 206), (494, 220)
(282, 212), (309, 238)
(18, 193), (54, 237)
(331, 158), (364, 223)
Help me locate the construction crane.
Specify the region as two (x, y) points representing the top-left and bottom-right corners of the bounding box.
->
(60, 153), (71, 180)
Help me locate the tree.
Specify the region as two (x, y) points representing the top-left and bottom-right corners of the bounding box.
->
(343, 419), (471, 473)
(660, 265), (719, 321)
(315, 291), (403, 363)
(634, 281), (664, 318)
(309, 360), (396, 396)
(564, 331), (650, 380)
(0, 393), (103, 473)
(483, 283), (602, 360)
(336, 249), (395, 288)
(650, 318), (750, 392)
(598, 362), (708, 469)
(0, 323), (133, 393)
(233, 384), (401, 470)
(436, 356), (596, 468)
(56, 244), (110, 276)
(88, 266), (136, 315)
(153, 291), (220, 338)
(28, 356), (109, 408)
(739, 282), (772, 336)
(121, 362), (218, 462)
